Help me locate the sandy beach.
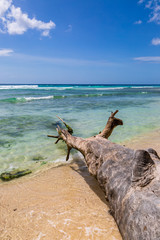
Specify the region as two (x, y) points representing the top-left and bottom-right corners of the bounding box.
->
(1, 130), (160, 240)
(0, 158), (122, 240)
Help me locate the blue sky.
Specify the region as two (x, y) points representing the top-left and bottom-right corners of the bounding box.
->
(0, 0), (160, 84)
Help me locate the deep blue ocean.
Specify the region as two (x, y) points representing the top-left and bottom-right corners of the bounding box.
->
(1, 84), (160, 173)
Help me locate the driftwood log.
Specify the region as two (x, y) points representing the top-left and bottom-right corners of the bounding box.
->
(48, 111), (160, 240)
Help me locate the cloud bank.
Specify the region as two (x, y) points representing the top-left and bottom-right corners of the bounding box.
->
(0, 0), (55, 36)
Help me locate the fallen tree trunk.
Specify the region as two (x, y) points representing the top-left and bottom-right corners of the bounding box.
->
(48, 111), (160, 240)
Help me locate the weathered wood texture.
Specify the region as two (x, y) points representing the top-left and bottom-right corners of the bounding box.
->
(49, 111), (160, 240)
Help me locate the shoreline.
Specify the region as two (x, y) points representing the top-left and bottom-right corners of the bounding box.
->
(123, 128), (160, 155)
(0, 129), (160, 239)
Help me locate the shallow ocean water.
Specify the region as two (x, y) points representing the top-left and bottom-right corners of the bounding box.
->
(0, 84), (160, 173)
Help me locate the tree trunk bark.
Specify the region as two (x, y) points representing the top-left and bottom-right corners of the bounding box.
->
(48, 111), (160, 240)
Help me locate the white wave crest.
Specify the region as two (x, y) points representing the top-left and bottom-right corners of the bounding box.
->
(131, 86), (154, 89)
(17, 96), (54, 101)
(72, 87), (127, 91)
(94, 87), (126, 90)
(0, 85), (38, 90)
(43, 87), (73, 90)
(0, 85), (73, 90)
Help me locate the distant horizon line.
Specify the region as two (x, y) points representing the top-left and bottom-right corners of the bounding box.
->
(0, 83), (160, 86)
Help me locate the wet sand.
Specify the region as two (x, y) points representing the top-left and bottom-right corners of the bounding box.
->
(1, 129), (160, 240)
(124, 128), (160, 155)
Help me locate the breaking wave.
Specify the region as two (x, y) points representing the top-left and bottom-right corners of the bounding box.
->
(0, 85), (39, 90)
(0, 84), (157, 91)
(0, 91), (150, 103)
(0, 85), (73, 90)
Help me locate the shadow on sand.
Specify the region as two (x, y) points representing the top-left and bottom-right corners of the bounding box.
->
(69, 157), (108, 206)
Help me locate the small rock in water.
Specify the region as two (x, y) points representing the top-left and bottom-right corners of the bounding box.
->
(32, 154), (44, 161)
(0, 169), (32, 181)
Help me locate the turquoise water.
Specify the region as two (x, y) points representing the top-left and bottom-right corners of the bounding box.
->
(0, 84), (160, 173)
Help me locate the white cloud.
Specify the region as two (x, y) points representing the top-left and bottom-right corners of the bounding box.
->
(138, 0), (160, 44)
(0, 48), (13, 56)
(134, 20), (142, 24)
(138, 0), (145, 4)
(41, 30), (50, 37)
(65, 24), (72, 32)
(152, 37), (160, 45)
(0, 0), (55, 36)
(145, 0), (153, 8)
(134, 56), (160, 62)
(0, 0), (11, 17)
(138, 0), (160, 24)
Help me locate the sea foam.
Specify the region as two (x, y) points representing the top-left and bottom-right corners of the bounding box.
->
(0, 85), (38, 90)
(19, 96), (54, 101)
